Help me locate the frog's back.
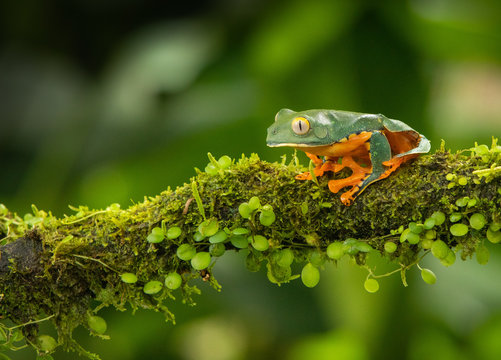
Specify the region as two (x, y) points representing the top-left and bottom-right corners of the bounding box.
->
(304, 109), (385, 134)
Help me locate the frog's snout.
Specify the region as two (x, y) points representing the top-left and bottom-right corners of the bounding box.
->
(266, 125), (279, 146)
(266, 125), (278, 136)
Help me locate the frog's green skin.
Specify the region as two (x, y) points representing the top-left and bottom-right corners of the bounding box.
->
(266, 108), (430, 205)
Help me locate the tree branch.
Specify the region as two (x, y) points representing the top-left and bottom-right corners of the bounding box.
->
(0, 141), (500, 358)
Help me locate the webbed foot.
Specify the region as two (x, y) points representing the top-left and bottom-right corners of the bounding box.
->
(381, 155), (409, 179)
(295, 153), (342, 180)
(325, 156), (372, 205)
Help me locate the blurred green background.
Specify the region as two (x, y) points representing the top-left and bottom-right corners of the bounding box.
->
(1, 0), (501, 359)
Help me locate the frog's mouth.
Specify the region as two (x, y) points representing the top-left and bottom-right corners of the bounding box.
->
(267, 142), (336, 156)
(266, 142), (314, 147)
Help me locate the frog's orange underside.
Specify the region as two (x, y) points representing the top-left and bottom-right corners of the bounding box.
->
(295, 130), (420, 205)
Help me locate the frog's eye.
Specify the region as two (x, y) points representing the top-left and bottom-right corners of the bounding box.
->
(291, 117), (310, 135)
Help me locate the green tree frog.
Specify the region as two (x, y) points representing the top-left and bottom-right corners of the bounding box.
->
(266, 108), (430, 205)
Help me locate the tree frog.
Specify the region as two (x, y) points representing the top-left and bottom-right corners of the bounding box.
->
(266, 108), (430, 205)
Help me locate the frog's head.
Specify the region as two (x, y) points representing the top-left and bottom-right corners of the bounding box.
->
(266, 108), (331, 148)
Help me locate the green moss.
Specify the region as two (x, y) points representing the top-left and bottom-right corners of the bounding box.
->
(0, 140), (500, 359)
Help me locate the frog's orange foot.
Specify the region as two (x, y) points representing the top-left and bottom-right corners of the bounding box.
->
(381, 156), (407, 179)
(296, 172), (312, 180)
(321, 160), (344, 174)
(340, 189), (359, 206)
(296, 159), (343, 181)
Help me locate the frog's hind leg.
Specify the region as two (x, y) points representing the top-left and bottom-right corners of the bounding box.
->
(337, 131), (392, 205)
(328, 156), (371, 205)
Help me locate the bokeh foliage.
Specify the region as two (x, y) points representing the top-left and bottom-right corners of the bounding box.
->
(0, 0), (500, 359)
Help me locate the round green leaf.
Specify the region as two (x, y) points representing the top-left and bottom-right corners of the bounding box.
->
(364, 278), (379, 293)
(191, 252), (211, 270)
(143, 280), (163, 295)
(301, 263), (320, 288)
(198, 219), (219, 237)
(421, 268), (437, 284)
(37, 335), (57, 352)
(209, 243), (226, 257)
(424, 230), (436, 240)
(400, 228), (411, 243)
(469, 213), (486, 230)
(486, 228), (501, 244)
(232, 227), (249, 235)
(218, 155), (232, 169)
(176, 244), (196, 261)
(431, 240), (449, 259)
(166, 226), (182, 239)
(259, 210), (276, 226)
(409, 222), (423, 234)
(88, 315), (107, 334)
(209, 230), (228, 244)
(489, 222), (501, 232)
(450, 223), (469, 237)
(205, 163), (218, 175)
(193, 231), (205, 242)
(248, 196), (261, 210)
(440, 250), (456, 267)
(230, 235), (249, 249)
(308, 250), (325, 266)
(276, 249), (294, 267)
(262, 204), (273, 212)
(423, 218), (436, 230)
(406, 232), (420, 245)
(456, 197), (469, 207)
(164, 272), (182, 290)
(147, 227), (165, 243)
(249, 235), (269, 251)
(384, 241), (397, 253)
(431, 211), (446, 226)
(120, 273), (138, 284)
(326, 242), (345, 260)
(421, 238), (434, 250)
(238, 203), (252, 219)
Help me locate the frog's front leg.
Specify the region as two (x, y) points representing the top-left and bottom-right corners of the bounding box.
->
(296, 152), (341, 180)
(326, 156), (371, 195)
(306, 152), (323, 166)
(337, 131), (392, 205)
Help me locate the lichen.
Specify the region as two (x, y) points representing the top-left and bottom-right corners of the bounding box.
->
(0, 140), (500, 359)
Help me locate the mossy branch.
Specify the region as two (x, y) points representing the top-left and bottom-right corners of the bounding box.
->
(0, 140), (500, 358)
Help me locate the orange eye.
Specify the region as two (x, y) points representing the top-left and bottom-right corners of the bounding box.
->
(291, 117), (310, 135)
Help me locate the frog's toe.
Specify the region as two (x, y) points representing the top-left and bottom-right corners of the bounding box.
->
(340, 191), (356, 206)
(296, 172), (312, 180)
(380, 155), (413, 179)
(305, 152), (324, 166)
(320, 161), (344, 174)
(327, 173), (366, 194)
